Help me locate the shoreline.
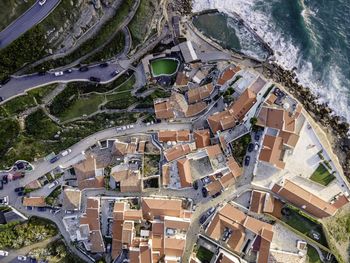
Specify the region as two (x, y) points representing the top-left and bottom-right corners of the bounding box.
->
(181, 2), (350, 181)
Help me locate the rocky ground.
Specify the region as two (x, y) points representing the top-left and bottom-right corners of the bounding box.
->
(172, 0), (192, 15)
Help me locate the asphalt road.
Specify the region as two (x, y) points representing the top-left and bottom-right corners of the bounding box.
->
(0, 0), (61, 49)
(0, 61), (127, 102)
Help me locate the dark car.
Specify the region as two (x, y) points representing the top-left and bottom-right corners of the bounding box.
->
(192, 180), (198, 190)
(37, 207), (46, 212)
(2, 175), (8, 184)
(79, 66), (89, 72)
(0, 96), (3, 102)
(49, 156), (60, 164)
(212, 191), (222, 198)
(111, 70), (119, 77)
(244, 156), (251, 166)
(201, 187), (208, 198)
(18, 191), (25, 196)
(199, 214), (208, 224)
(247, 143), (254, 152)
(89, 76), (101, 82)
(64, 69), (73, 73)
(14, 187), (24, 192)
(0, 181), (3, 190)
(254, 133), (260, 141)
(99, 63), (108, 68)
(27, 206), (33, 210)
(29, 257), (37, 263)
(38, 71), (46, 76)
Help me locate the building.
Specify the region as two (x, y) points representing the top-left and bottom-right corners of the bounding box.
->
(271, 180), (338, 218)
(217, 66), (241, 86)
(179, 41), (199, 63)
(194, 129), (211, 148)
(158, 130), (191, 143)
(110, 166), (142, 193)
(73, 154), (104, 190)
(206, 203), (274, 263)
(187, 83), (214, 104)
(62, 187), (82, 211)
(208, 88), (257, 133)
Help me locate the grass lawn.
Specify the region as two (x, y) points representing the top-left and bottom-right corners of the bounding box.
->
(1, 95), (36, 116)
(307, 245), (322, 263)
(59, 94), (105, 122)
(151, 58), (179, 76)
(310, 163), (335, 186)
(105, 91), (137, 109)
(196, 246), (214, 263)
(27, 84), (57, 104)
(282, 206), (328, 247)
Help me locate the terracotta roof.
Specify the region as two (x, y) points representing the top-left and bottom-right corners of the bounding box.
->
(194, 129), (211, 148)
(142, 198), (184, 219)
(164, 144), (191, 162)
(122, 221), (134, 245)
(62, 188), (81, 211)
(332, 194), (350, 209)
(22, 197), (46, 207)
(207, 111), (233, 133)
(279, 131), (299, 148)
(259, 135), (286, 170)
(265, 93), (277, 105)
(257, 107), (284, 130)
(250, 191), (265, 214)
(138, 141), (146, 153)
(249, 77), (267, 94)
(113, 141), (128, 156)
(140, 243), (152, 263)
(227, 157), (243, 179)
(187, 83), (214, 103)
(217, 66), (241, 86)
(272, 180), (338, 218)
(257, 237), (271, 263)
(164, 237), (186, 257)
(177, 158), (193, 188)
(154, 100), (175, 119)
(158, 130), (190, 142)
(185, 101), (207, 117)
(206, 144), (223, 158)
(111, 169), (141, 193)
(283, 111), (296, 133)
(164, 217), (190, 231)
(175, 71), (190, 87)
(219, 172), (236, 189)
(206, 180), (223, 196)
(263, 193), (275, 213)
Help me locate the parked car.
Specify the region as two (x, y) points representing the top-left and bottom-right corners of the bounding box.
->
(244, 156), (251, 166)
(0, 250), (8, 256)
(201, 188), (208, 198)
(49, 156), (60, 164)
(64, 69), (73, 73)
(48, 180), (59, 189)
(0, 196), (8, 205)
(111, 70), (119, 77)
(254, 142), (259, 151)
(212, 191), (222, 198)
(27, 206), (33, 210)
(2, 175), (8, 184)
(14, 187), (24, 192)
(38, 0), (46, 6)
(18, 192), (25, 196)
(247, 143), (254, 152)
(0, 96), (3, 102)
(99, 63), (109, 68)
(54, 71), (63, 77)
(79, 66), (89, 72)
(61, 149), (72, 157)
(89, 76), (101, 82)
(37, 207), (46, 212)
(17, 255), (27, 261)
(199, 214), (208, 224)
(0, 181), (3, 190)
(192, 180), (198, 190)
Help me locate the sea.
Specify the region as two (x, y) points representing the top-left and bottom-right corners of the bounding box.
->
(192, 0), (350, 123)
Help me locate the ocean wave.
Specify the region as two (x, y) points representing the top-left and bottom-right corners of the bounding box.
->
(192, 0), (350, 123)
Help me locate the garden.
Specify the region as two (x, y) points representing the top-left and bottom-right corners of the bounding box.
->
(310, 163), (335, 186)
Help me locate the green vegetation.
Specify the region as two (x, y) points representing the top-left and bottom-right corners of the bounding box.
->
(25, 109), (60, 140)
(0, 119), (20, 160)
(325, 212), (350, 243)
(136, 88), (171, 108)
(59, 94), (105, 121)
(28, 239), (86, 263)
(0, 0), (36, 31)
(307, 245), (322, 263)
(45, 186), (62, 206)
(0, 0), (82, 81)
(196, 246), (214, 263)
(31, 0), (134, 71)
(151, 58), (179, 76)
(143, 154), (160, 176)
(104, 91), (137, 109)
(282, 206), (328, 247)
(263, 84), (275, 98)
(83, 31), (125, 63)
(27, 84), (57, 104)
(0, 217), (58, 249)
(310, 163), (335, 186)
(128, 0), (158, 48)
(49, 84), (79, 116)
(0, 95), (36, 116)
(231, 134), (251, 165)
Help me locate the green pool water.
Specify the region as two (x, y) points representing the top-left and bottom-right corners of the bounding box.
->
(150, 58), (179, 77)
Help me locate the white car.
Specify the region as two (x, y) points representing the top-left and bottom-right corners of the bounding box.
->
(39, 0), (46, 6)
(61, 149), (72, 157)
(17, 255), (27, 261)
(54, 71), (64, 76)
(0, 250), (8, 256)
(0, 196), (8, 206)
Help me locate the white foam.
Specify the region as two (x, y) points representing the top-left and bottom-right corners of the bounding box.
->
(193, 0), (350, 123)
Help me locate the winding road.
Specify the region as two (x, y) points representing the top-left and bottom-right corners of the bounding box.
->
(0, 0), (61, 49)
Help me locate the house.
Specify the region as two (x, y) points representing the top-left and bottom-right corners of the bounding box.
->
(22, 197), (46, 207)
(109, 165), (141, 193)
(158, 130), (191, 143)
(154, 99), (175, 120)
(187, 83), (214, 104)
(179, 41), (199, 63)
(271, 180), (338, 218)
(217, 66), (241, 86)
(206, 203), (274, 263)
(194, 129), (211, 148)
(177, 158), (193, 188)
(164, 144), (192, 162)
(62, 187), (81, 211)
(73, 154), (104, 190)
(208, 88), (257, 133)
